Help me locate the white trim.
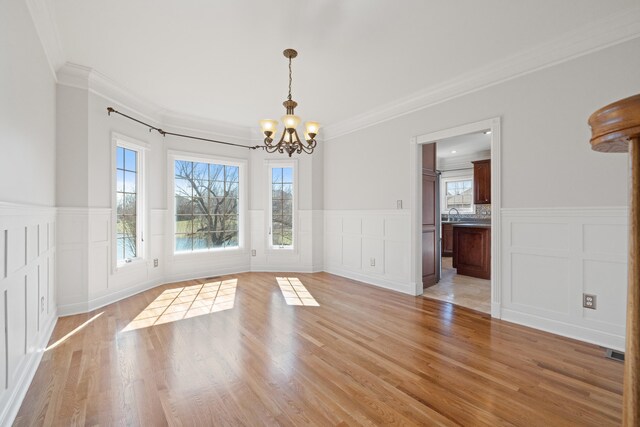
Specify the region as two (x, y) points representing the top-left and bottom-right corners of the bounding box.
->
(501, 308), (624, 352)
(501, 206), (628, 217)
(410, 117), (501, 318)
(265, 159), (298, 253)
(167, 150), (248, 258)
(24, 0), (65, 80)
(323, 267), (415, 296)
(323, 9), (640, 141)
(0, 309), (57, 426)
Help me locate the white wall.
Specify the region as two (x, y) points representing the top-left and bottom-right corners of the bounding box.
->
(322, 38), (640, 348)
(0, 0), (58, 424)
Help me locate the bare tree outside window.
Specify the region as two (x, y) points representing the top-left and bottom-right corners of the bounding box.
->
(271, 167), (293, 247)
(116, 147), (137, 261)
(174, 160), (239, 252)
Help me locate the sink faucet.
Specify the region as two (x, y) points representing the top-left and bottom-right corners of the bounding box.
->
(448, 207), (460, 222)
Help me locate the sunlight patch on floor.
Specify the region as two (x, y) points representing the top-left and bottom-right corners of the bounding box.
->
(46, 312), (104, 351)
(122, 279), (238, 331)
(276, 277), (319, 306)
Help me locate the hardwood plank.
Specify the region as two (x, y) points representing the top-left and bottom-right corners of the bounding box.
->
(15, 272), (623, 426)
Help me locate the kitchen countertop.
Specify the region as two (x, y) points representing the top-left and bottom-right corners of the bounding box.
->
(445, 222), (491, 228)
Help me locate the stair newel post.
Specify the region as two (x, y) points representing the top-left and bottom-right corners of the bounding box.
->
(588, 94), (640, 427)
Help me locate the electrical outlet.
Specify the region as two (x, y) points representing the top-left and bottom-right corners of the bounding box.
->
(397, 200), (403, 209)
(40, 296), (45, 313)
(251, 249), (256, 256)
(370, 258), (375, 267)
(583, 293), (597, 309)
(153, 258), (159, 267)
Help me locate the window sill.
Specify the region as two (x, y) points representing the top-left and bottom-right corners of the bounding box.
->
(115, 258), (146, 271)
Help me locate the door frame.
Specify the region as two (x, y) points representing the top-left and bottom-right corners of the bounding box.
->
(409, 117), (502, 318)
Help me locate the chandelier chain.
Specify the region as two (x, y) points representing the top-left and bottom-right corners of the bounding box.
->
(288, 56), (292, 101)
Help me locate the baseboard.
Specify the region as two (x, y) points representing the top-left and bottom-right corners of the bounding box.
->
(250, 264), (323, 273)
(0, 310), (58, 426)
(324, 266), (415, 295)
(501, 308), (625, 351)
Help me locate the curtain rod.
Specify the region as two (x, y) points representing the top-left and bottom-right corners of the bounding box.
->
(106, 107), (263, 151)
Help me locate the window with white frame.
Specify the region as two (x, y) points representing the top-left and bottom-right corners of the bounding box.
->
(174, 158), (241, 252)
(269, 164), (294, 249)
(442, 177), (473, 213)
(115, 142), (144, 264)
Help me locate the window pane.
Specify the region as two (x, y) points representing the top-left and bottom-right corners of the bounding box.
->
(272, 200), (283, 216)
(211, 181), (224, 197)
(116, 193), (124, 215)
(176, 216), (193, 234)
(282, 167), (293, 184)
(175, 160), (192, 178)
(224, 198), (238, 215)
(124, 194), (136, 215)
(282, 184), (293, 200)
(193, 195), (209, 215)
(272, 183), (283, 199)
(124, 171), (136, 193)
(117, 170), (124, 193)
(210, 232), (225, 249)
(226, 182), (239, 198)
(224, 215), (238, 231)
(210, 164), (224, 181)
(124, 149), (136, 172)
(175, 234), (192, 252)
(117, 147), (124, 170)
(272, 168), (283, 184)
(193, 162), (209, 180)
(123, 237), (136, 259)
(226, 166), (239, 183)
(175, 178), (193, 198)
(272, 231), (282, 246)
(225, 232), (238, 248)
(283, 200), (292, 217)
(193, 233), (209, 250)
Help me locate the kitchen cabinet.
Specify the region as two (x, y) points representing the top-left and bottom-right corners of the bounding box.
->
(472, 159), (491, 204)
(452, 225), (491, 279)
(442, 223), (453, 257)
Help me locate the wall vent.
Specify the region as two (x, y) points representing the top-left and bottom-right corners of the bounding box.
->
(605, 348), (625, 362)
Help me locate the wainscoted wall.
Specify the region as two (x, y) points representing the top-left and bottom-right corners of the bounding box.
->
(0, 203), (57, 425)
(249, 210), (323, 272)
(324, 210), (413, 294)
(57, 208), (171, 315)
(501, 207), (628, 351)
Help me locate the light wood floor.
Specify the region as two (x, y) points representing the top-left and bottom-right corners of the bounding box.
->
(15, 272), (623, 426)
(423, 257), (491, 313)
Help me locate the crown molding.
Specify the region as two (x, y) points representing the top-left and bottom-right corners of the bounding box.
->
(25, 0), (65, 79)
(322, 7), (640, 141)
(57, 63), (252, 141)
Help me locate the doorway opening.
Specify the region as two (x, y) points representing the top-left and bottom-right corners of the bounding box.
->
(411, 118), (501, 317)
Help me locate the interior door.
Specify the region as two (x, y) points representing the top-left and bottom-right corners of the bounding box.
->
(422, 143), (438, 288)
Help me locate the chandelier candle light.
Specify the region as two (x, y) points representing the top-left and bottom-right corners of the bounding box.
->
(260, 49), (320, 156)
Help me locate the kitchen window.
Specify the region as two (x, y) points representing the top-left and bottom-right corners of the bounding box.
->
(442, 178), (473, 213)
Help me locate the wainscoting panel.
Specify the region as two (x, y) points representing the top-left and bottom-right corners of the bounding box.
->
(0, 203), (57, 426)
(249, 210), (322, 272)
(501, 207), (627, 350)
(324, 210), (412, 294)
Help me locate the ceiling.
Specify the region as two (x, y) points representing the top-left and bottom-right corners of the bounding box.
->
(436, 132), (491, 159)
(51, 0), (639, 129)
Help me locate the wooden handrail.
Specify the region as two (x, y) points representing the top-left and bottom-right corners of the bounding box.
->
(589, 94), (640, 426)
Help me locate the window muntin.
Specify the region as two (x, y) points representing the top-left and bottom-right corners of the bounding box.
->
(271, 167), (293, 248)
(444, 179), (473, 212)
(116, 146), (138, 262)
(174, 159), (240, 252)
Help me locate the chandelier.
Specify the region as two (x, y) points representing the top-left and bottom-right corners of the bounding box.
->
(260, 49), (320, 157)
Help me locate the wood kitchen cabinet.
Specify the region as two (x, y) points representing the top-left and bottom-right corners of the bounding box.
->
(472, 159), (491, 204)
(442, 223), (453, 257)
(452, 225), (491, 279)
